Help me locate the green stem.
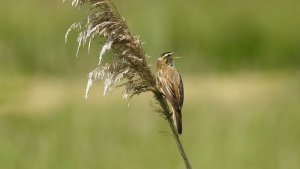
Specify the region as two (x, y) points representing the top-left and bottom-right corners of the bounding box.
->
(155, 92), (193, 169)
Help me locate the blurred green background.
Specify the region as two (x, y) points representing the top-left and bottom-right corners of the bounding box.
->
(0, 0), (299, 169)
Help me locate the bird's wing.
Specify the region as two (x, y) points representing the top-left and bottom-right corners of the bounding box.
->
(177, 73), (184, 108)
(157, 71), (175, 104)
(157, 68), (184, 110)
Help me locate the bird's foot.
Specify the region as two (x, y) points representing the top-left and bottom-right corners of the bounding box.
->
(165, 112), (173, 119)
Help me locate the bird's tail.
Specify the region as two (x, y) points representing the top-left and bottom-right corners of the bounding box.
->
(172, 108), (182, 134)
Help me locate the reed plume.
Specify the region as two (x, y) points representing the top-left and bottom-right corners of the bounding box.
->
(64, 0), (192, 168)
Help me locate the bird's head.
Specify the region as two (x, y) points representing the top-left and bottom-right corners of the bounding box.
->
(156, 52), (179, 68)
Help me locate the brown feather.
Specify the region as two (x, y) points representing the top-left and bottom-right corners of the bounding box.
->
(156, 52), (184, 134)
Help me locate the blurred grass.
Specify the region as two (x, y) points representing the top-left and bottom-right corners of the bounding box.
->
(0, 0), (300, 74)
(0, 72), (300, 169)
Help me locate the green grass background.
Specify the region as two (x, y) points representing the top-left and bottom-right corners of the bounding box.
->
(0, 0), (300, 169)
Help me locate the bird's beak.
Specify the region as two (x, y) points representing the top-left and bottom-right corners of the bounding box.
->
(173, 56), (181, 59)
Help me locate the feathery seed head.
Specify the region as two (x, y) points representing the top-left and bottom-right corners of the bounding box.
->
(65, 0), (156, 98)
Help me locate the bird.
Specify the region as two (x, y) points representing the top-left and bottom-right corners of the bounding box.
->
(156, 52), (184, 134)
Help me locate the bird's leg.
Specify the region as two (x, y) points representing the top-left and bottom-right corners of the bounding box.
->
(163, 111), (172, 120)
(167, 111), (173, 119)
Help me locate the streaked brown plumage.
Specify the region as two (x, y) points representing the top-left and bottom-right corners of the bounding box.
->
(156, 52), (184, 134)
